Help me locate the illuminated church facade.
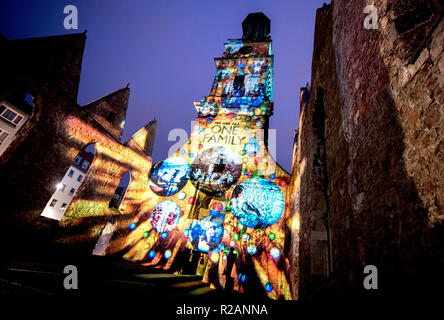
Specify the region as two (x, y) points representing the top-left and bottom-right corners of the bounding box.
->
(110, 13), (295, 299)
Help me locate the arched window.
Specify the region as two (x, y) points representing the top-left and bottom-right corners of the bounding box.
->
(109, 171), (131, 209)
(40, 144), (96, 221)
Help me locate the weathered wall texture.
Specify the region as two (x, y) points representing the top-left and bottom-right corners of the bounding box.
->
(295, 0), (443, 298)
(0, 33), (155, 255)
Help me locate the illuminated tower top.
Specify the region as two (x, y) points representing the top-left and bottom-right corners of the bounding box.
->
(194, 12), (273, 120)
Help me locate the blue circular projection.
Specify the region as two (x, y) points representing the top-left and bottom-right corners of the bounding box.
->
(230, 178), (285, 229)
(149, 157), (190, 197)
(270, 247), (281, 259)
(148, 250), (156, 259)
(265, 282), (273, 292)
(129, 222), (136, 230)
(164, 250), (172, 259)
(188, 214), (225, 253)
(247, 243), (257, 255)
(244, 138), (259, 155)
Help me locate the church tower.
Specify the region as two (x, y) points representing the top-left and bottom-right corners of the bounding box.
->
(120, 13), (294, 300)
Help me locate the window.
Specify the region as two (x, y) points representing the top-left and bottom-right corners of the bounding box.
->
(81, 161), (90, 170)
(2, 109), (18, 122)
(77, 174), (83, 182)
(0, 105), (5, 114)
(49, 199), (58, 207)
(68, 169), (74, 178)
(0, 129), (9, 145)
(69, 188), (75, 195)
(60, 203), (68, 209)
(233, 75), (245, 90)
(13, 115), (23, 124)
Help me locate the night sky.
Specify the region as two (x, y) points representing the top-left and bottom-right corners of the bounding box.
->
(0, 0), (329, 172)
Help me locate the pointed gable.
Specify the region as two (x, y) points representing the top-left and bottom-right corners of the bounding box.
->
(124, 119), (157, 157)
(82, 86), (130, 141)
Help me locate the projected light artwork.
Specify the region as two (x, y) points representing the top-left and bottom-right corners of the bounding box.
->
(197, 102), (219, 118)
(149, 157), (190, 196)
(244, 137), (259, 155)
(270, 247), (281, 259)
(190, 146), (242, 196)
(149, 200), (181, 233)
(189, 214), (225, 253)
(247, 243), (257, 255)
(230, 178), (285, 228)
(118, 15), (293, 300)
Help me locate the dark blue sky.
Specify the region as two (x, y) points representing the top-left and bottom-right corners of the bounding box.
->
(0, 0), (328, 172)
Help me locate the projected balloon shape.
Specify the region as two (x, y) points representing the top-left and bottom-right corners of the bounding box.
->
(247, 243), (257, 255)
(230, 178), (285, 228)
(149, 200), (181, 233)
(190, 146), (242, 196)
(270, 247), (281, 259)
(149, 157), (190, 197)
(210, 251), (220, 263)
(188, 213), (225, 253)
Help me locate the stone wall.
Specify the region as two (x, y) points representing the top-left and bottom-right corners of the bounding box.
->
(0, 33), (155, 257)
(296, 0), (443, 298)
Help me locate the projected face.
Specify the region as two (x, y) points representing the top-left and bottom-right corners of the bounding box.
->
(197, 102), (219, 118)
(150, 200), (181, 233)
(230, 178), (285, 229)
(188, 214), (225, 253)
(149, 157), (190, 196)
(190, 146), (242, 196)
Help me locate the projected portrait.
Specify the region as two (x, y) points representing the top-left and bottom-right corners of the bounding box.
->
(230, 178), (285, 229)
(197, 102), (219, 118)
(149, 200), (181, 233)
(190, 146), (242, 196)
(149, 157), (190, 196)
(188, 214), (225, 253)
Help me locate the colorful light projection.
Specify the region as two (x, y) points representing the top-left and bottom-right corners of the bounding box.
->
(115, 33), (293, 300)
(190, 146), (242, 196)
(149, 200), (181, 233)
(197, 102), (219, 118)
(244, 137), (259, 155)
(230, 178), (285, 229)
(188, 213), (225, 253)
(149, 157), (190, 196)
